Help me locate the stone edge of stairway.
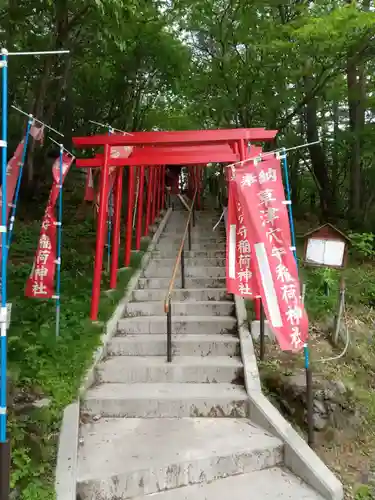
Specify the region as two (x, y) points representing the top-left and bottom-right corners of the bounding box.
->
(233, 294), (344, 500)
(54, 208), (173, 500)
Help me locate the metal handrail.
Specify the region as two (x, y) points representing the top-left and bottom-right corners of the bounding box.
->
(164, 188), (198, 362)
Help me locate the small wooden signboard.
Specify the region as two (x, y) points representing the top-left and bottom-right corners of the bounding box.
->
(303, 223), (350, 269)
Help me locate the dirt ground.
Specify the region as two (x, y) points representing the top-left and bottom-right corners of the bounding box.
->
(255, 309), (375, 499)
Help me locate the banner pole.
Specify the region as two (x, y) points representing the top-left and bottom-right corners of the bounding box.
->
(55, 145), (63, 338)
(281, 147), (314, 447)
(0, 47), (10, 500)
(7, 117), (33, 251)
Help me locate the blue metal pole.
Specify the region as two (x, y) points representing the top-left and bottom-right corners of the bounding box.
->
(281, 148), (297, 262)
(0, 48), (9, 445)
(281, 147), (313, 446)
(55, 146), (63, 337)
(7, 117), (33, 251)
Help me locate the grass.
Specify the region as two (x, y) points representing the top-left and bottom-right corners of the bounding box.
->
(248, 235), (375, 499)
(6, 188), (152, 499)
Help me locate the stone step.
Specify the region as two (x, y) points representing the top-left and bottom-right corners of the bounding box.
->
(152, 250), (225, 259)
(97, 356), (243, 384)
(107, 334), (240, 357)
(158, 236), (226, 245)
(82, 383), (249, 417)
(147, 258), (226, 268)
(77, 418), (283, 500)
(143, 266), (225, 279)
(137, 277), (226, 289)
(132, 288), (231, 302)
(161, 232), (225, 239)
(133, 467), (325, 499)
(157, 243), (225, 251)
(117, 316), (237, 335)
(125, 301), (234, 317)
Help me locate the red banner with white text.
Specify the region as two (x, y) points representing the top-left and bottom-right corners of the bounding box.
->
(234, 157), (308, 352)
(25, 153), (74, 298)
(84, 168), (95, 202)
(226, 179), (259, 297)
(0, 141), (25, 226)
(25, 206), (57, 298)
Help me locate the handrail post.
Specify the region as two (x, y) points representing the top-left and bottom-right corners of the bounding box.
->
(167, 299), (172, 362)
(181, 246), (185, 289)
(188, 218), (192, 251)
(192, 201), (196, 227)
(259, 301), (265, 361)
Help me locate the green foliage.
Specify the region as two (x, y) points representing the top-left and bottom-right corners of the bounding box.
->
(349, 232), (375, 259)
(354, 484), (374, 500)
(6, 198), (147, 498)
(302, 266), (340, 319)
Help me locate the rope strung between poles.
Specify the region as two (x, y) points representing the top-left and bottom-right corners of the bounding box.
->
(11, 105), (64, 137)
(225, 140), (321, 172)
(89, 120), (133, 136)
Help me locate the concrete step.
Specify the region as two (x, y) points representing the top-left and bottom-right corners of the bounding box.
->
(157, 243), (225, 251)
(125, 301), (234, 317)
(143, 266), (225, 279)
(97, 356), (243, 384)
(161, 232), (225, 239)
(132, 288), (231, 302)
(158, 236), (226, 245)
(77, 418), (283, 500)
(133, 467), (325, 499)
(83, 383), (249, 417)
(147, 258), (226, 268)
(152, 250), (225, 259)
(137, 277), (226, 289)
(107, 334), (240, 357)
(117, 316), (237, 335)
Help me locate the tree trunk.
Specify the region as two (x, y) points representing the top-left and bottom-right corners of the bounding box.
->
(304, 76), (333, 220)
(346, 0), (369, 227)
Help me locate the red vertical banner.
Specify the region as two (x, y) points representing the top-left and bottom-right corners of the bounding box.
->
(155, 167), (161, 218)
(235, 157), (308, 352)
(84, 168), (95, 202)
(25, 207), (57, 298)
(151, 168), (158, 223)
(25, 153), (74, 299)
(135, 166), (145, 250)
(124, 165), (134, 267)
(110, 168), (123, 289)
(144, 166), (153, 236)
(0, 141), (25, 225)
(226, 177), (259, 298)
(49, 153), (74, 207)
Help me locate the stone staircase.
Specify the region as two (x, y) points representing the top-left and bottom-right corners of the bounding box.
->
(77, 209), (325, 499)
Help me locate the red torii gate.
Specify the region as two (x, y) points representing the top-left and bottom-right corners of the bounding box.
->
(72, 128), (277, 320)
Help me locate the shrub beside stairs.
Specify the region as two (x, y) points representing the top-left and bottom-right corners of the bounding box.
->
(75, 208), (343, 499)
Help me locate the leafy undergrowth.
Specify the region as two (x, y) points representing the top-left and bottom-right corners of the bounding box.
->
(7, 198), (151, 499)
(249, 237), (375, 499)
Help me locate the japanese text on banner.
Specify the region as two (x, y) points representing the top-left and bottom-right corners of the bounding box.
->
(226, 172), (259, 298)
(235, 157), (308, 352)
(25, 207), (57, 298)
